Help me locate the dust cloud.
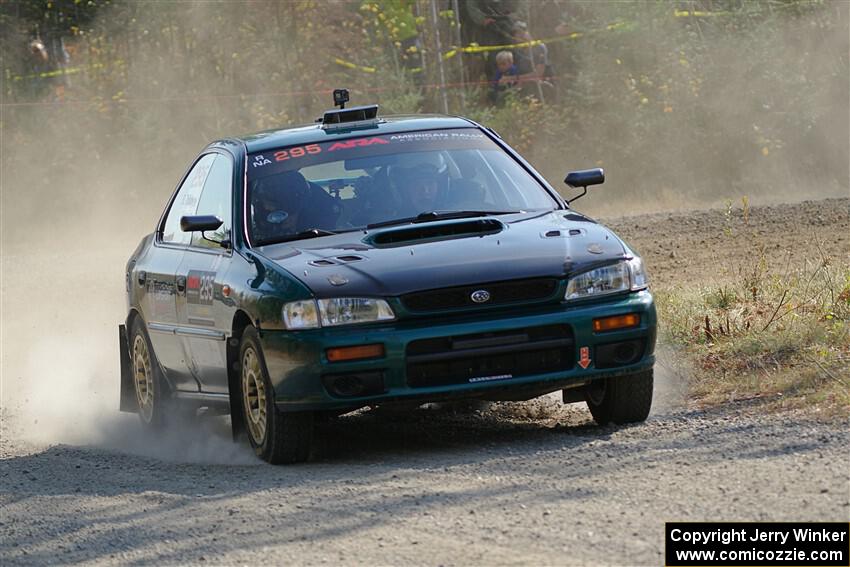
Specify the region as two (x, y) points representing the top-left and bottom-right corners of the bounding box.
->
(0, 3), (276, 463)
(0, 2), (845, 458)
(544, 2), (849, 218)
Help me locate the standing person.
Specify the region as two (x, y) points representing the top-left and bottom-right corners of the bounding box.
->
(26, 38), (50, 99)
(510, 21), (551, 81)
(458, 0), (519, 87)
(510, 21), (554, 101)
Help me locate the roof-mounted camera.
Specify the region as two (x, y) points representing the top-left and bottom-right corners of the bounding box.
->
(333, 88), (350, 109)
(319, 88), (380, 131)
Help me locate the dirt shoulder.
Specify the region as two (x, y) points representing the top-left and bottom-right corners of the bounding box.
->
(600, 198), (849, 289)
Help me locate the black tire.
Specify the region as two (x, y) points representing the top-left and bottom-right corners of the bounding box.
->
(129, 317), (172, 429)
(585, 369), (654, 425)
(239, 327), (313, 464)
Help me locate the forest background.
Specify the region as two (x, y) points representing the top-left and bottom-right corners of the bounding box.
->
(1, 0), (848, 250)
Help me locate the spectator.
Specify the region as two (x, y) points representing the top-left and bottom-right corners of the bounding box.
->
(490, 50), (519, 103)
(510, 21), (551, 81)
(458, 0), (519, 87)
(510, 21), (555, 101)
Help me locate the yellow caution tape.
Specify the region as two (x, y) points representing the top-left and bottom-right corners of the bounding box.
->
(673, 9), (732, 17)
(13, 7), (780, 86)
(11, 61), (109, 82)
(332, 19), (632, 73)
(333, 58), (376, 73)
(443, 21), (632, 60)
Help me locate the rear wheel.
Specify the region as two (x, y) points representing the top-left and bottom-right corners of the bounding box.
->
(240, 327), (313, 464)
(585, 369), (654, 425)
(129, 317), (171, 428)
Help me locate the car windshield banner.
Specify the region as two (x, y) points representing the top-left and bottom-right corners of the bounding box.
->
(248, 128), (496, 181)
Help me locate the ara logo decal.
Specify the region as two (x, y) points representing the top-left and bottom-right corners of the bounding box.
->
(252, 155), (272, 168)
(578, 346), (592, 369)
(186, 270), (215, 305)
(327, 137), (389, 151)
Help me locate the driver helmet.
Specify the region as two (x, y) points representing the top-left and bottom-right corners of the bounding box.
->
(251, 170), (309, 237)
(388, 152), (448, 213)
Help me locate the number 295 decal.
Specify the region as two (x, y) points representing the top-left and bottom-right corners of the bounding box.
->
(274, 144), (321, 162)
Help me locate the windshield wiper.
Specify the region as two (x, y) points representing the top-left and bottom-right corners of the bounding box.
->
(366, 210), (522, 230)
(258, 228), (338, 245)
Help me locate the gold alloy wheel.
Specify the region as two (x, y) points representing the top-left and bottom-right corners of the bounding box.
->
(132, 334), (155, 423)
(242, 347), (267, 445)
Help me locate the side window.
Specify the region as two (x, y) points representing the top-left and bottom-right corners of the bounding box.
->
(191, 154), (234, 249)
(161, 154), (216, 245)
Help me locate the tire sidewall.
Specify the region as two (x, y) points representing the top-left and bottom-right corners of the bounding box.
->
(585, 369), (654, 425)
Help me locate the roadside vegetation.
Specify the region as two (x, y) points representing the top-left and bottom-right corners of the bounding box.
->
(2, 1), (847, 223)
(656, 203), (850, 415)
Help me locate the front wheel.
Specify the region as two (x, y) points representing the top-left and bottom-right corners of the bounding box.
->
(585, 369), (654, 425)
(239, 327), (313, 464)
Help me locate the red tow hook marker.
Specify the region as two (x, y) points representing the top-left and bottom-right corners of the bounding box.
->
(578, 346), (592, 369)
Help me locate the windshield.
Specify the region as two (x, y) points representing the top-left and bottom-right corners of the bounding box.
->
(245, 128), (557, 245)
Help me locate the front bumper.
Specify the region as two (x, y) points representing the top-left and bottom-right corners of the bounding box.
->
(259, 290), (656, 411)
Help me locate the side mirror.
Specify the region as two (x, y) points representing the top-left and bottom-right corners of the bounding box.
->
(180, 215), (223, 233)
(564, 168), (605, 204)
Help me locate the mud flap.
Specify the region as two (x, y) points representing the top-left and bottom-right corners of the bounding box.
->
(563, 382), (590, 404)
(229, 368), (246, 442)
(228, 339), (246, 441)
(119, 324), (136, 413)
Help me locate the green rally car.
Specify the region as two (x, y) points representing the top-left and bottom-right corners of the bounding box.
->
(119, 93), (657, 464)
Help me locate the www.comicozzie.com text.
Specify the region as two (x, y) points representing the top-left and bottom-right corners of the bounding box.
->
(670, 527), (848, 546)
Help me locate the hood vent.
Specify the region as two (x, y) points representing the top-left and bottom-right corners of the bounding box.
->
(541, 228), (585, 238)
(308, 254), (366, 267)
(369, 219), (504, 247)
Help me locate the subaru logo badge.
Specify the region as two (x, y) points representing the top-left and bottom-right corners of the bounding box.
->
(471, 290), (491, 303)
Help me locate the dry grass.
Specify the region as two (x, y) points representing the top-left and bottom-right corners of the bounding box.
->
(656, 222), (850, 415)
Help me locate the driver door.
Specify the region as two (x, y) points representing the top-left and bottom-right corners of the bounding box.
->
(175, 152), (235, 394)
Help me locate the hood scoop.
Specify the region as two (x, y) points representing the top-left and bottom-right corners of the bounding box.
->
(564, 213), (597, 223)
(368, 219), (504, 247)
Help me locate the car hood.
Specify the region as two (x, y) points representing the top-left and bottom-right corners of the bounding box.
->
(254, 211), (627, 298)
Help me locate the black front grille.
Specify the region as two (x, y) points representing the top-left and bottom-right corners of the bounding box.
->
(402, 278), (559, 312)
(406, 325), (574, 388)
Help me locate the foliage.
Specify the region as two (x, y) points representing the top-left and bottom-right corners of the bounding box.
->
(656, 207), (850, 414)
(1, 0), (847, 234)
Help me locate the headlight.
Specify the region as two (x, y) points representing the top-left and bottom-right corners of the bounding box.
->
(282, 298), (395, 329)
(319, 297), (395, 327)
(627, 256), (649, 290)
(565, 261), (630, 300)
(565, 257), (649, 300)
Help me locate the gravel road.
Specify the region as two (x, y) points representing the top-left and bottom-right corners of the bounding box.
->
(2, 402), (848, 565)
(2, 199), (848, 565)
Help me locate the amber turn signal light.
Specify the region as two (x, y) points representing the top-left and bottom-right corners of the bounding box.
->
(593, 313), (640, 332)
(326, 344), (385, 362)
